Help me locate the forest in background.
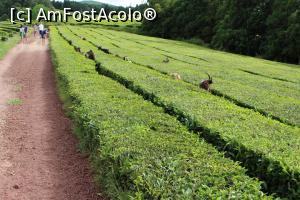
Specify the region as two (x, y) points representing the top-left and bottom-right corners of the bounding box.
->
(0, 0), (53, 20)
(143, 0), (300, 64)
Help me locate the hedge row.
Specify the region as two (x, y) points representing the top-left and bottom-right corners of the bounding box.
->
(57, 25), (300, 199)
(0, 22), (19, 57)
(0, 22), (18, 38)
(0, 36), (19, 59)
(0, 29), (15, 41)
(96, 27), (300, 84)
(50, 27), (271, 199)
(70, 26), (300, 127)
(90, 27), (300, 100)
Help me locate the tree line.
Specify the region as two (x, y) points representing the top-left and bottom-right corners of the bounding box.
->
(143, 0), (300, 64)
(51, 0), (125, 13)
(0, 0), (52, 21)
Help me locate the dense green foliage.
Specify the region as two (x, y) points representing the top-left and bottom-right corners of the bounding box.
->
(143, 0), (300, 64)
(50, 27), (270, 199)
(52, 0), (125, 13)
(68, 26), (300, 127)
(0, 0), (52, 20)
(0, 21), (18, 36)
(57, 25), (300, 198)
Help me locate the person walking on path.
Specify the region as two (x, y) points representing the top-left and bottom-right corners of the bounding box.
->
(24, 25), (29, 42)
(39, 23), (46, 44)
(19, 25), (25, 42)
(33, 24), (39, 37)
(39, 23), (44, 37)
(24, 25), (28, 37)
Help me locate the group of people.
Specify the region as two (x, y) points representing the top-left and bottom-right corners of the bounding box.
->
(19, 23), (49, 42)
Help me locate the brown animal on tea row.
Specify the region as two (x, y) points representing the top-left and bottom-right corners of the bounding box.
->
(200, 73), (213, 91)
(85, 50), (95, 60)
(74, 46), (81, 53)
(163, 57), (170, 63)
(80, 36), (86, 40)
(170, 73), (181, 80)
(170, 72), (213, 91)
(124, 56), (132, 63)
(102, 48), (110, 54)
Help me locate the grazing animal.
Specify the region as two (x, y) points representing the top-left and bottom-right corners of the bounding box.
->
(85, 50), (95, 60)
(74, 46), (81, 53)
(95, 62), (101, 71)
(102, 48), (110, 54)
(170, 73), (181, 80)
(200, 73), (213, 91)
(124, 56), (132, 63)
(163, 57), (170, 63)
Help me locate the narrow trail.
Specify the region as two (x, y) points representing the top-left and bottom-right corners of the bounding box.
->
(0, 35), (104, 200)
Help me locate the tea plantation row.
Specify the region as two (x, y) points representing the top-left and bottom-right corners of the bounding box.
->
(56, 25), (300, 199)
(67, 26), (300, 127)
(50, 27), (271, 199)
(96, 27), (300, 84)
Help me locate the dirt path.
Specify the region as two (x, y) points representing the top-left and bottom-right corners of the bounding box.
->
(0, 35), (104, 200)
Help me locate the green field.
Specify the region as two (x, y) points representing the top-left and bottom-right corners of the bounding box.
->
(0, 19), (298, 199)
(67, 26), (300, 127)
(48, 24), (300, 199)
